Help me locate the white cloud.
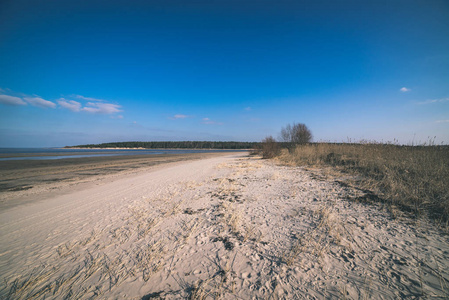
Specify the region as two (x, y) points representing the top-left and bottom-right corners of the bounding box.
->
(72, 94), (106, 102)
(420, 99), (438, 104)
(169, 114), (190, 120)
(417, 97), (449, 105)
(1, 89), (124, 116)
(24, 97), (56, 108)
(436, 120), (449, 123)
(82, 102), (122, 114)
(58, 99), (82, 112)
(0, 94), (27, 106)
(62, 94), (123, 115)
(202, 117), (223, 125)
(400, 87), (411, 92)
(1, 90), (125, 115)
(245, 107), (252, 111)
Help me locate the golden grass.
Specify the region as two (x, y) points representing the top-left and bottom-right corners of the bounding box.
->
(191, 253), (237, 299)
(276, 142), (449, 224)
(282, 204), (346, 267)
(219, 202), (241, 236)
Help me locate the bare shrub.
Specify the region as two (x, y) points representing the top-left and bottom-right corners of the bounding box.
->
(280, 123), (312, 151)
(261, 136), (280, 159)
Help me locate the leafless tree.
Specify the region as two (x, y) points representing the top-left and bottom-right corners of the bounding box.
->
(280, 123), (312, 150)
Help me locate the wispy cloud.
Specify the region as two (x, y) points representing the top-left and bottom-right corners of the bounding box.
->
(0, 94), (27, 106)
(58, 99), (82, 112)
(436, 120), (449, 123)
(202, 117), (223, 125)
(24, 97), (56, 108)
(72, 94), (106, 102)
(417, 97), (449, 105)
(61, 94), (123, 114)
(82, 102), (122, 114)
(400, 87), (411, 92)
(245, 107), (252, 111)
(0, 89), (123, 116)
(169, 114), (190, 120)
(1, 89), (56, 108)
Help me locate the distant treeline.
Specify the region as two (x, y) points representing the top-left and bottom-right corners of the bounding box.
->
(67, 141), (260, 149)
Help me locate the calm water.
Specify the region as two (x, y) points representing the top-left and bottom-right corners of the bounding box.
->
(0, 148), (242, 161)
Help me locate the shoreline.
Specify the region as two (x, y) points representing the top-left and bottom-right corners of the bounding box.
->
(1, 153), (448, 299)
(64, 147), (255, 149)
(0, 151), (246, 210)
(0, 148), (247, 159)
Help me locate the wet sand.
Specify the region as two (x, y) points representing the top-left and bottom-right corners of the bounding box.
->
(0, 152), (243, 210)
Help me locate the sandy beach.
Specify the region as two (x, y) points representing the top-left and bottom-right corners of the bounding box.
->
(1, 153), (448, 299)
(0, 152), (233, 210)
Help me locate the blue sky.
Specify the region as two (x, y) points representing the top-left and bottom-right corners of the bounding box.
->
(0, 0), (448, 147)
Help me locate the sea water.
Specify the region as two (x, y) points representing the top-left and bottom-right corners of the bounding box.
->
(0, 148), (240, 161)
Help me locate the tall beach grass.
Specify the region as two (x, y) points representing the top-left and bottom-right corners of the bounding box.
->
(275, 142), (449, 224)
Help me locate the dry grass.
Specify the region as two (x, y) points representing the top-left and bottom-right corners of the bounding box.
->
(186, 253), (238, 299)
(241, 223), (262, 243)
(179, 218), (203, 243)
(282, 204), (346, 266)
(276, 143), (449, 223)
(219, 202), (241, 235)
(4, 199), (172, 299)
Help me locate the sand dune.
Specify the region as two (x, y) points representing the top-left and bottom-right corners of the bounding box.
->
(1, 154), (448, 299)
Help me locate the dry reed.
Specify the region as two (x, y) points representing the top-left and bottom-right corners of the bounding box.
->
(276, 142), (449, 223)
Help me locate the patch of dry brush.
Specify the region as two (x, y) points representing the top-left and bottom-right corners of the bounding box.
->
(276, 142), (449, 224)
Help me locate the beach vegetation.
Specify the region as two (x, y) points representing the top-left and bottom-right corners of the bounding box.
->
(260, 136), (280, 159)
(279, 122), (312, 151)
(275, 142), (449, 224)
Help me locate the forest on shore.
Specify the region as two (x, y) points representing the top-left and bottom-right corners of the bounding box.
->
(66, 141), (259, 149)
